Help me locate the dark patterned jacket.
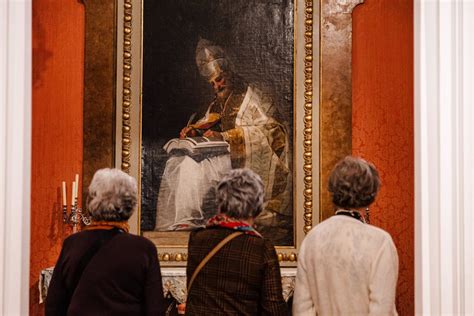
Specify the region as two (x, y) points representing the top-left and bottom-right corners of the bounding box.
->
(186, 227), (288, 315)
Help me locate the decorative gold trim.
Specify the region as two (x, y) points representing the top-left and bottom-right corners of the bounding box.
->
(160, 252), (188, 262)
(121, 0), (133, 173)
(159, 252), (297, 263)
(278, 252), (298, 262)
(303, 0), (313, 234)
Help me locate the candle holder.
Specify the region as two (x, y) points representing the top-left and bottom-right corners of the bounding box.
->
(62, 205), (68, 223)
(61, 175), (90, 232)
(63, 200), (91, 231)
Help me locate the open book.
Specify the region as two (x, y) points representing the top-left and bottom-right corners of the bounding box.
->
(163, 137), (230, 159)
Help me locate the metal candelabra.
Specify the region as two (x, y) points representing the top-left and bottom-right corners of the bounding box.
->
(63, 198), (91, 231)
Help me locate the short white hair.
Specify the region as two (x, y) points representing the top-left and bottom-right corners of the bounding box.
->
(216, 168), (264, 219)
(87, 168), (137, 222)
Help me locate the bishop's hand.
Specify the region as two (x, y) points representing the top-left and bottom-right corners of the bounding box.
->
(179, 126), (197, 139)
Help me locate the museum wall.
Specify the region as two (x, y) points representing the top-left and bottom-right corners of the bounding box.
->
(352, 1), (414, 316)
(30, 0), (84, 314)
(30, 0), (414, 314)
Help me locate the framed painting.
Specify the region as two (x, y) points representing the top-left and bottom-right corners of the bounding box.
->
(82, 0), (361, 267)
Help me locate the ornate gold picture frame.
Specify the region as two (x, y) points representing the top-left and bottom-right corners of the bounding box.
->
(82, 0), (362, 267)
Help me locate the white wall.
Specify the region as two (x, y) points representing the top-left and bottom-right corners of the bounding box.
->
(415, 0), (474, 314)
(0, 0), (32, 314)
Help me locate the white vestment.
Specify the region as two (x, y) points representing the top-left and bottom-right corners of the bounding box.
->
(155, 155), (231, 230)
(155, 86), (290, 231)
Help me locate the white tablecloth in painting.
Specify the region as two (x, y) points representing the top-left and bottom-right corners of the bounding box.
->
(40, 267), (296, 304)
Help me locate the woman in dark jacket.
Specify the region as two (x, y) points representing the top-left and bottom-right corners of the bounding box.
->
(45, 168), (165, 316)
(186, 168), (287, 315)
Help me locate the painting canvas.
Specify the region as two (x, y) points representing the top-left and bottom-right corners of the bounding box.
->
(140, 0), (295, 246)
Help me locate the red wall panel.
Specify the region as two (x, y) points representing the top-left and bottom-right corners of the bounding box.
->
(352, 1), (414, 315)
(31, 1), (84, 314)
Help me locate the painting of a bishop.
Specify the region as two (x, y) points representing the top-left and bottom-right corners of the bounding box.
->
(155, 39), (292, 239)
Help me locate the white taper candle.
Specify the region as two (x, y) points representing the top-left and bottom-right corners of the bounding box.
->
(62, 181), (67, 207)
(74, 174), (79, 202)
(71, 181), (76, 206)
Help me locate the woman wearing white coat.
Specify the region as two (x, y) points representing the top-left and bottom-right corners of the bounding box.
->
(293, 156), (398, 315)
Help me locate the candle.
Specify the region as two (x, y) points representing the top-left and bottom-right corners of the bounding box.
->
(71, 181), (76, 206)
(74, 174), (79, 203)
(62, 181), (67, 207)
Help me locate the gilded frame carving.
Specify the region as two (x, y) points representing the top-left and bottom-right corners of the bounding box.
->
(82, 0), (363, 267)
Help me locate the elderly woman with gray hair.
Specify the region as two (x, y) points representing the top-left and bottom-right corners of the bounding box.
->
(293, 156), (399, 316)
(185, 168), (287, 315)
(46, 168), (165, 316)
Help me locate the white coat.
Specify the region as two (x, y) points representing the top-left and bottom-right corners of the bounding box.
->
(293, 215), (399, 316)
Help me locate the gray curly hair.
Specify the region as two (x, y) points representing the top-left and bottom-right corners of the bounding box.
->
(217, 168), (264, 219)
(87, 168), (138, 222)
(328, 156), (380, 209)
